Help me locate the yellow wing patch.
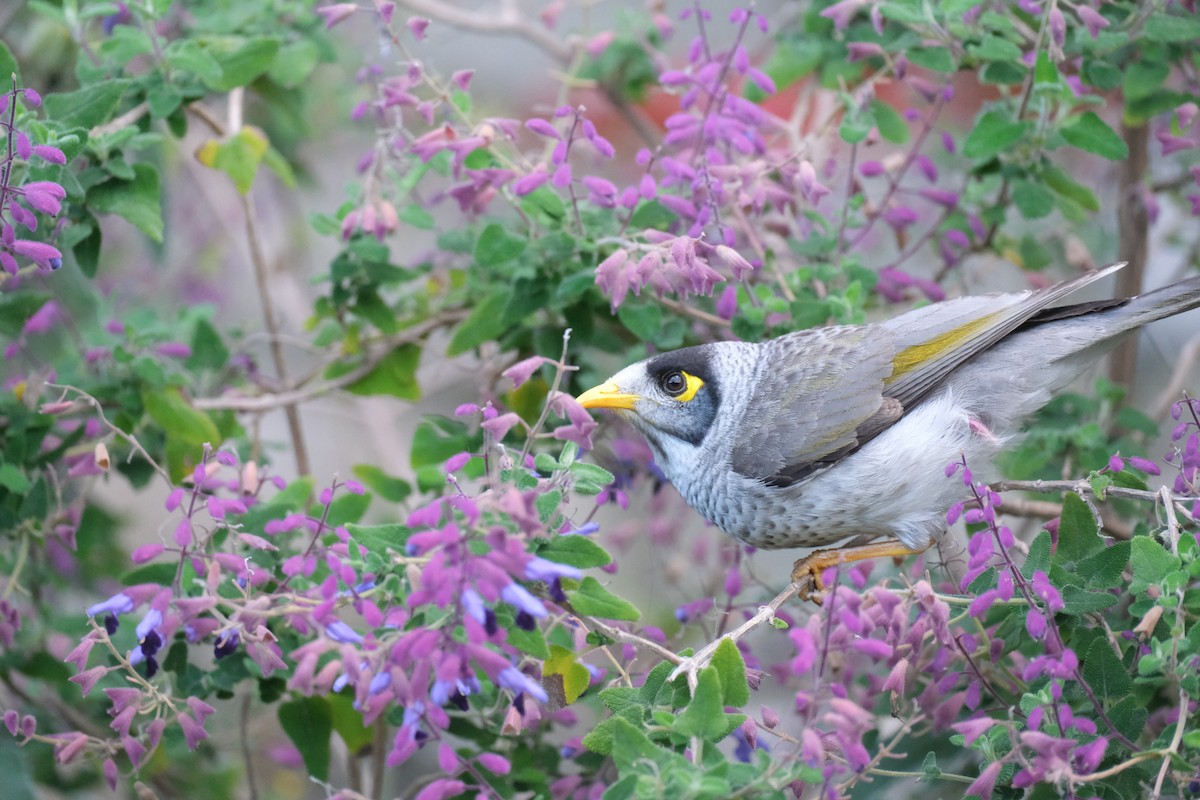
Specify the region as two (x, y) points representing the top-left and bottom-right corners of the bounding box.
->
(886, 312), (1001, 383)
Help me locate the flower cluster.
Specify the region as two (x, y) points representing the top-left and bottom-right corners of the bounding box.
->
(1, 80), (66, 278)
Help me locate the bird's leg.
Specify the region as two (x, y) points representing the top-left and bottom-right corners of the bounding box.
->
(791, 539), (929, 602)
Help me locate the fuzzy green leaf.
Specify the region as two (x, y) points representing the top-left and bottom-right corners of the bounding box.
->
(710, 638), (750, 707)
(1060, 112), (1129, 161)
(962, 111), (1028, 160)
(278, 697), (332, 781)
(345, 343), (421, 400)
(1130, 536), (1181, 595)
(1082, 638), (1132, 701)
(536, 534), (613, 569)
(87, 163), (164, 242)
(566, 577), (640, 621)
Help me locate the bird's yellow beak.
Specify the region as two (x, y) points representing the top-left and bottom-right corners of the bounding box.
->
(576, 381), (640, 411)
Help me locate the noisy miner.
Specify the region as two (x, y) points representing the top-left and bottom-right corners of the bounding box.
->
(576, 264), (1200, 596)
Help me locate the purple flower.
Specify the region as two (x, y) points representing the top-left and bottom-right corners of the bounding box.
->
(1076, 6), (1109, 38)
(524, 556), (582, 582)
(497, 666), (548, 703)
(316, 3), (357, 29)
(325, 619), (363, 644)
(502, 356), (548, 388)
(500, 583), (546, 618)
(820, 0), (865, 32)
(22, 181), (66, 216)
(966, 761), (1003, 799)
(87, 592), (134, 619)
(22, 300), (59, 335)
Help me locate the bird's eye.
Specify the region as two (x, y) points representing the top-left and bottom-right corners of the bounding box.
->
(660, 370), (687, 396)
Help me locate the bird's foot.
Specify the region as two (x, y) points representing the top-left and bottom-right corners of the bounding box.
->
(791, 540), (931, 604)
(790, 554), (833, 604)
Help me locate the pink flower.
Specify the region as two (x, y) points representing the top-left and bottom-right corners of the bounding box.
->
(502, 355), (548, 388)
(316, 3), (357, 29)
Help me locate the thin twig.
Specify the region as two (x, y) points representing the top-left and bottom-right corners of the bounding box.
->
(43, 383), (172, 485)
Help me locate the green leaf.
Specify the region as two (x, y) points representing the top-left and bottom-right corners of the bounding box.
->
(1123, 61), (1169, 102)
(87, 163), (164, 242)
(609, 717), (685, 770)
(921, 752), (942, 782)
(907, 46), (955, 73)
(570, 462), (615, 494)
(962, 111), (1028, 160)
(969, 35), (1023, 62)
(1033, 50), (1058, 86)
(1056, 492), (1103, 563)
(278, 697), (332, 781)
(72, 221), (102, 277)
(195, 127), (269, 195)
(447, 290), (511, 355)
(628, 200), (677, 230)
(535, 487), (562, 523)
(1142, 12), (1200, 43)
(494, 607), (549, 659)
(839, 110), (872, 145)
(186, 317), (229, 373)
(617, 301), (661, 340)
(350, 465), (411, 504)
(399, 203), (435, 230)
(710, 638), (750, 707)
(163, 39), (224, 85)
(0, 463), (31, 494)
(328, 693), (372, 754)
(267, 39), (321, 88)
(1078, 540), (1130, 590)
(1012, 180), (1055, 219)
(1042, 164), (1099, 212)
(0, 41), (21, 86)
(345, 343), (422, 400)
(201, 36), (280, 91)
(324, 491), (370, 527)
(474, 223), (526, 267)
(344, 523), (411, 556)
(1060, 584), (1118, 615)
(1130, 536), (1181, 595)
(143, 389), (221, 447)
(870, 99), (909, 144)
(639, 659), (680, 704)
(1060, 112), (1128, 161)
(536, 534), (612, 568)
(1021, 531), (1052, 579)
(1082, 639), (1132, 702)
(545, 645), (591, 704)
(44, 79), (131, 129)
(673, 668), (731, 741)
(1081, 60), (1122, 91)
(566, 577), (640, 621)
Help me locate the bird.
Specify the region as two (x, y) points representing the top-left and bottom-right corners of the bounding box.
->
(575, 264), (1200, 598)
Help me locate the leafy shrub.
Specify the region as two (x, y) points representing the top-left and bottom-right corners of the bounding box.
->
(1, 1), (1199, 798)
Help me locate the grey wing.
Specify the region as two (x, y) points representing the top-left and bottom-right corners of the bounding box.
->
(730, 264), (1126, 486)
(730, 326), (900, 485)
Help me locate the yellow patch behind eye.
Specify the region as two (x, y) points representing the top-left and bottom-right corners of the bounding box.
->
(677, 371), (705, 402)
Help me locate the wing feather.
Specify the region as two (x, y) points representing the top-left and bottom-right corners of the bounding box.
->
(730, 265), (1125, 486)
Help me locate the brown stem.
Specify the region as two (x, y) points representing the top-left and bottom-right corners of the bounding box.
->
(240, 193), (311, 477)
(1109, 121), (1149, 388)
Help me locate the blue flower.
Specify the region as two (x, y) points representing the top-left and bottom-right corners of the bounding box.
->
(497, 666), (548, 703)
(500, 584), (546, 618)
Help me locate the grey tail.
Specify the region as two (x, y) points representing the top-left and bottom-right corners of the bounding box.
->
(1117, 274), (1200, 329)
(1018, 271), (1200, 333)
